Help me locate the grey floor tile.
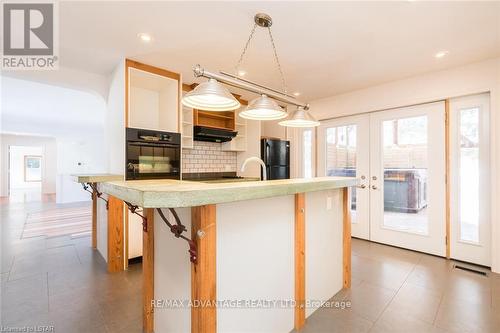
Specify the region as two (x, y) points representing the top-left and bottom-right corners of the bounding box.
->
(343, 281), (397, 322)
(385, 281), (442, 324)
(435, 297), (500, 333)
(301, 308), (374, 333)
(370, 307), (447, 333)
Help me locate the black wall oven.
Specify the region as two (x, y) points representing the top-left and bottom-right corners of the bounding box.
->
(126, 127), (181, 180)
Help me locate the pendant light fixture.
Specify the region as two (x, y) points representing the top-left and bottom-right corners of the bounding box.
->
(239, 94), (287, 120)
(182, 78), (240, 111)
(278, 106), (320, 127)
(182, 13), (319, 126)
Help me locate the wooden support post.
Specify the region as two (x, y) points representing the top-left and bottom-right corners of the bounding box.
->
(191, 205), (216, 333)
(294, 193), (306, 330)
(107, 195), (124, 273)
(91, 183), (97, 249)
(143, 208), (155, 333)
(342, 188), (352, 288)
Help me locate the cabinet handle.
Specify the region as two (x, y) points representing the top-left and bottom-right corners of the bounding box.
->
(372, 185), (378, 190)
(357, 184), (366, 189)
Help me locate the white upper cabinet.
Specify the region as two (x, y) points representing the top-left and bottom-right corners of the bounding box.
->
(127, 61), (180, 133)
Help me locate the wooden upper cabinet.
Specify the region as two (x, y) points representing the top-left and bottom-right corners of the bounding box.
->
(193, 110), (235, 131)
(126, 59), (181, 133)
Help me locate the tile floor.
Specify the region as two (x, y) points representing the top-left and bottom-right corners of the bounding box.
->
(1, 200), (142, 332)
(2, 200), (500, 332)
(300, 239), (500, 333)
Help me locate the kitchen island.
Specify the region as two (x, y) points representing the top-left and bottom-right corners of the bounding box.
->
(100, 176), (357, 333)
(72, 174), (123, 252)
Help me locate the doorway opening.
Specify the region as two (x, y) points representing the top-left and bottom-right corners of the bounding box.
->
(9, 145), (44, 203)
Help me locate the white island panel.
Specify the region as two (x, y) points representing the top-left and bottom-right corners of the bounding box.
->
(154, 207), (192, 333)
(305, 189), (344, 317)
(217, 195), (295, 333)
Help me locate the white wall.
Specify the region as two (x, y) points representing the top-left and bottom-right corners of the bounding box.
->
(261, 119), (286, 140)
(1, 76), (108, 203)
(310, 57), (500, 273)
(0, 134), (57, 196)
(106, 60), (126, 175)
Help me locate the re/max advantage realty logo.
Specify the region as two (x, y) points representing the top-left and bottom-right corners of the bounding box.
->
(2, 1), (59, 70)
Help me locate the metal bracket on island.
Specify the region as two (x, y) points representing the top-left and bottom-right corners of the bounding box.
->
(82, 182), (109, 209)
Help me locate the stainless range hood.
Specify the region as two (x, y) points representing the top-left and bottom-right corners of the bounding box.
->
(193, 126), (238, 143)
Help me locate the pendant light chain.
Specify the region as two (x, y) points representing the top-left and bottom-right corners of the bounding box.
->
(267, 27), (288, 94)
(235, 23), (258, 75)
(234, 21), (288, 94)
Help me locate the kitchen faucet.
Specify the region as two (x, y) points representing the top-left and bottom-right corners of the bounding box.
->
(240, 157), (267, 180)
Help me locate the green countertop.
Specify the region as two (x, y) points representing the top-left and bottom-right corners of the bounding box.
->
(100, 177), (358, 208)
(72, 174), (124, 183)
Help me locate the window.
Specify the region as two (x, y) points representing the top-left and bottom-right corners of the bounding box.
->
(303, 130), (313, 178)
(24, 155), (42, 182)
(459, 108), (479, 243)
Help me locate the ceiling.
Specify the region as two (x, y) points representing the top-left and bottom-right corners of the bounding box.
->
(58, 1), (500, 101)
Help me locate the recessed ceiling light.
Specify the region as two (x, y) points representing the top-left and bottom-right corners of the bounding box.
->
(293, 92), (301, 97)
(237, 70), (246, 77)
(435, 50), (449, 59)
(138, 33), (153, 43)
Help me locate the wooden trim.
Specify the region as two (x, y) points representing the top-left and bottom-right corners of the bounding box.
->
(445, 99), (451, 259)
(107, 196), (124, 273)
(143, 208), (155, 333)
(125, 211), (129, 270)
(91, 183), (97, 249)
(294, 193), (306, 330)
(342, 188), (352, 288)
(126, 59), (180, 81)
(191, 205), (217, 333)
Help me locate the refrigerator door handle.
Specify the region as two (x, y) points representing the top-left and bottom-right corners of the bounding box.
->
(266, 143), (270, 164)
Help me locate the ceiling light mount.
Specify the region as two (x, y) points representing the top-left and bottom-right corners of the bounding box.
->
(254, 13), (273, 28)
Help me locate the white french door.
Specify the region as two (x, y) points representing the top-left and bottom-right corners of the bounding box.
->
(449, 94), (490, 266)
(317, 115), (370, 239)
(318, 102), (446, 256)
(369, 102), (446, 256)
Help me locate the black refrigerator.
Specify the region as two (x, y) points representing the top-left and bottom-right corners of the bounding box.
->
(261, 138), (290, 180)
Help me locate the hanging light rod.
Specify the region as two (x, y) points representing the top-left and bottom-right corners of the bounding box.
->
(219, 71), (298, 100)
(192, 64), (310, 110)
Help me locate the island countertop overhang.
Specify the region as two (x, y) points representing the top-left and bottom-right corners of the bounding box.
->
(99, 176), (358, 208)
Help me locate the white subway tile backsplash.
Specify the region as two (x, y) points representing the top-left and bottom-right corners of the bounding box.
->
(182, 141), (237, 173)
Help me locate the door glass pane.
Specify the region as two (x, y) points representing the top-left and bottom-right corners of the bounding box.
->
(459, 108), (479, 242)
(303, 130), (313, 178)
(326, 125), (357, 222)
(382, 116), (428, 234)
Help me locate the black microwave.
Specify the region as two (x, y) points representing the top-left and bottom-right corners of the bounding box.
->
(125, 127), (181, 180)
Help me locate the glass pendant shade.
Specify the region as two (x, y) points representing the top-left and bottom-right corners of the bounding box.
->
(239, 94), (288, 120)
(182, 78), (241, 111)
(279, 107), (320, 127)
